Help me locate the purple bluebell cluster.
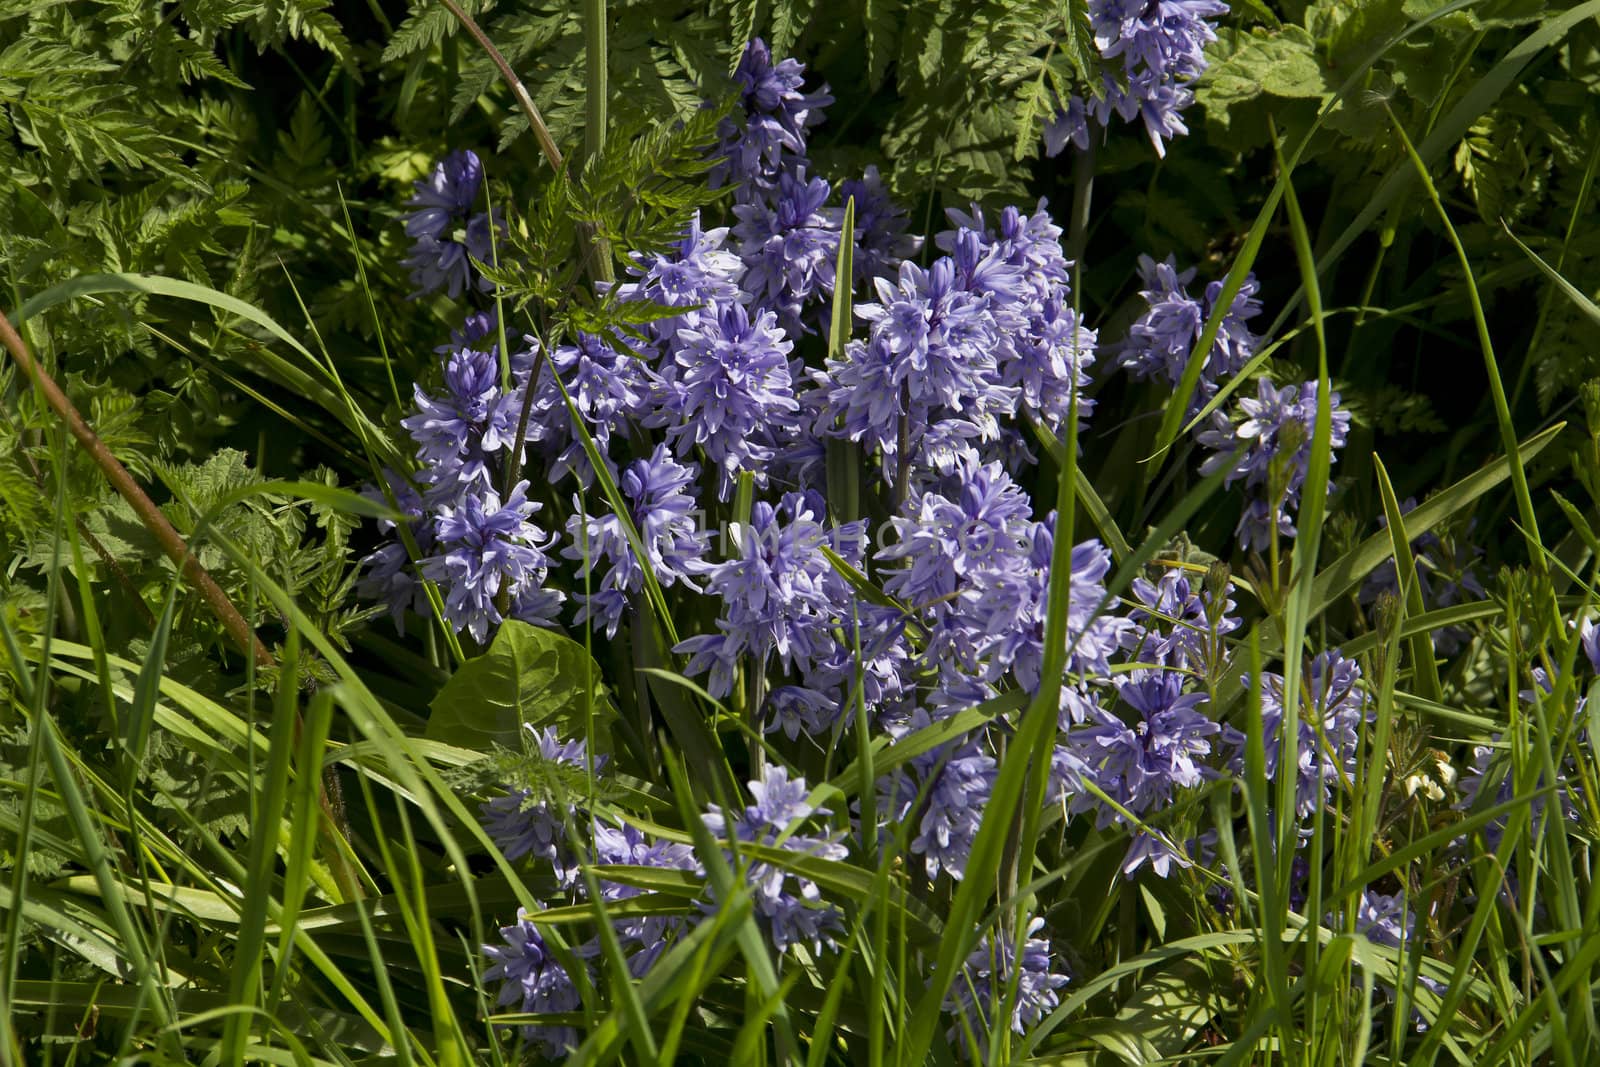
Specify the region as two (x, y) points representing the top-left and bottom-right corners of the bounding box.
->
(564, 445), (712, 638)
(677, 491), (869, 701)
(650, 302), (799, 494)
(401, 149), (503, 298)
(1197, 376), (1352, 551)
(876, 721), (999, 883)
(1061, 669), (1222, 876)
(590, 821), (699, 976)
(1119, 254), (1262, 410)
(1225, 650), (1372, 819)
(423, 483), (562, 643)
(945, 917), (1070, 1044)
(1044, 0), (1230, 157)
(733, 168), (842, 335)
(1128, 565), (1241, 680)
(361, 313), (565, 644)
(819, 200), (1097, 481)
(1352, 889), (1414, 948)
(479, 725), (595, 887)
(712, 38), (832, 196)
(480, 909), (590, 1057)
(701, 765), (849, 954)
(838, 166), (922, 284)
(364, 37), (1489, 1057)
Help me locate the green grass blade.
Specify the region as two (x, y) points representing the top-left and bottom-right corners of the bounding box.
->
(222, 629), (301, 1065)
(1374, 455), (1444, 703)
(1386, 104), (1546, 583)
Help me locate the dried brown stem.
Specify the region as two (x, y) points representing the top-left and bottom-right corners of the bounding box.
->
(0, 312), (274, 669)
(1, 310), (367, 898)
(436, 0), (614, 285)
(438, 0), (564, 174)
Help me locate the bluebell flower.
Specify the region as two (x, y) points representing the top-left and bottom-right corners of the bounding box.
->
(701, 765), (848, 955)
(450, 307), (500, 348)
(837, 165), (922, 283)
(799, 603), (916, 723)
(1121, 830), (1194, 878)
(649, 301), (798, 498)
(878, 456), (1034, 611)
(404, 149), (481, 238)
(764, 685), (840, 741)
(713, 38), (832, 194)
(678, 492), (867, 698)
(356, 478), (432, 632)
(733, 167), (842, 334)
(819, 257), (1020, 475)
(481, 908), (593, 1057)
(479, 725), (594, 885)
(1225, 650), (1372, 819)
(1042, 95), (1091, 156)
(401, 149), (504, 298)
(1583, 618), (1600, 674)
(945, 917), (1069, 1043)
(590, 821), (699, 976)
(1352, 889), (1413, 949)
(400, 339), (526, 495)
(937, 202), (1096, 436)
(941, 224), (1029, 308)
(940, 201), (1071, 303)
(910, 739), (996, 882)
(421, 481), (562, 643)
(1007, 294), (1098, 434)
(614, 212), (748, 343)
(1128, 566), (1240, 674)
(1045, 0), (1230, 158)
(564, 445), (712, 637)
(1063, 537), (1141, 676)
(528, 330), (656, 486)
(1063, 669), (1219, 874)
(1197, 377), (1352, 551)
(877, 455), (1036, 672)
(1119, 254), (1261, 409)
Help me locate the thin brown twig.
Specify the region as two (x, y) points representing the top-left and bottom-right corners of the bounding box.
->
(1, 310), (367, 899)
(437, 0), (564, 174)
(436, 0), (614, 285)
(0, 312), (274, 669)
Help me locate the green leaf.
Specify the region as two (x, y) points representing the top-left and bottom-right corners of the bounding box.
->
(1198, 26), (1331, 118)
(426, 621), (614, 751)
(1503, 222), (1600, 329)
(1310, 422), (1564, 615)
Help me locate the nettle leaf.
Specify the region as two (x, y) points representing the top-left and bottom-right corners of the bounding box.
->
(1196, 25), (1333, 148)
(1201, 25), (1331, 107)
(427, 620), (616, 752)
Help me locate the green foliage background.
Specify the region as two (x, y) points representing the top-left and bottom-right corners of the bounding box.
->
(1, 0), (1599, 1061)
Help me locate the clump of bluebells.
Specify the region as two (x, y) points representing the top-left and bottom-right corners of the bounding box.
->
(357, 37), (1524, 1060)
(1045, 0), (1230, 157)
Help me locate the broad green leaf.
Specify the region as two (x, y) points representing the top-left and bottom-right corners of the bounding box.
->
(426, 621), (615, 751)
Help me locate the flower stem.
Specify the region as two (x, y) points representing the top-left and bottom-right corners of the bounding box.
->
(582, 0), (615, 283)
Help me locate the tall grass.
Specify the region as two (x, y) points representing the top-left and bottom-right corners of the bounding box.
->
(4, 1), (1600, 1065)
